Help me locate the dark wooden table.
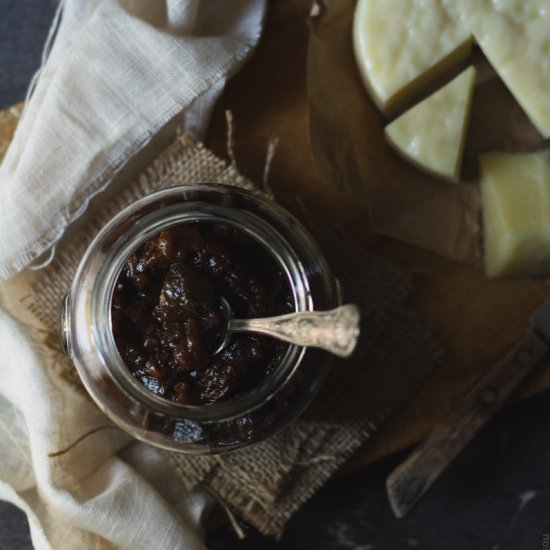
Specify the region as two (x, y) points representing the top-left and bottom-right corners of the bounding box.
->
(1, 2), (550, 549)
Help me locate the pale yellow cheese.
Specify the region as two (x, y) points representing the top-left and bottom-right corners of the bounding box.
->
(481, 151), (550, 278)
(463, 0), (550, 138)
(385, 66), (476, 182)
(353, 0), (472, 113)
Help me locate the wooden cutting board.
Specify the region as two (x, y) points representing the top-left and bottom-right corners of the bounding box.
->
(3, 0), (550, 470)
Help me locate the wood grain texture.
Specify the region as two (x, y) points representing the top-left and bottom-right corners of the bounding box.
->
(2, 0), (550, 471)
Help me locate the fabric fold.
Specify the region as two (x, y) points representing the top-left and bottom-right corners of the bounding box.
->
(0, 0), (267, 282)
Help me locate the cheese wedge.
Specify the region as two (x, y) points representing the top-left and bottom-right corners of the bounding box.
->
(385, 66), (476, 182)
(353, 0), (472, 114)
(481, 151), (550, 278)
(463, 0), (550, 138)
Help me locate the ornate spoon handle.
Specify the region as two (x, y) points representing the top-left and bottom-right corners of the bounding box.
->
(229, 304), (360, 358)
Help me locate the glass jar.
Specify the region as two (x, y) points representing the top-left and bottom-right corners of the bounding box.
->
(62, 184), (339, 454)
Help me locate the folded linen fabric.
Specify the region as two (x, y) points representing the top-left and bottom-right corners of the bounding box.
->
(0, 1), (266, 548)
(0, 0), (266, 281)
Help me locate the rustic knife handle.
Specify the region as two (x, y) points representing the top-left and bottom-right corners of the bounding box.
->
(386, 330), (548, 519)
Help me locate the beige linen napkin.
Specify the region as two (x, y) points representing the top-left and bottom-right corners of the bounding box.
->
(0, 1), (266, 548)
(0, 0), (266, 281)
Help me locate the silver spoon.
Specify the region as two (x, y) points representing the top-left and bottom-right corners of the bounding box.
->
(213, 297), (361, 358)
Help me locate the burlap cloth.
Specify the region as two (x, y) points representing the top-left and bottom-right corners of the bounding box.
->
(25, 134), (443, 537)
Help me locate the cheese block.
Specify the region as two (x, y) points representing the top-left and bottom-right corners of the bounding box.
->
(463, 0), (550, 138)
(353, 0), (472, 113)
(385, 66), (476, 182)
(481, 151), (550, 278)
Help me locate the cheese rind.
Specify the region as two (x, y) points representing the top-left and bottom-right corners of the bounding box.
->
(464, 0), (550, 138)
(353, 0), (472, 113)
(384, 66), (476, 182)
(481, 151), (550, 278)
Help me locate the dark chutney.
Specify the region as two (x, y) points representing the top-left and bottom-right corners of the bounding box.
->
(111, 223), (293, 406)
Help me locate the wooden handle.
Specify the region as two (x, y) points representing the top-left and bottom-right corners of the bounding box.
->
(386, 330), (548, 518)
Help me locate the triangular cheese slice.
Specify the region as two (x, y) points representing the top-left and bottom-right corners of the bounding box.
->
(353, 0), (472, 114)
(385, 66), (476, 182)
(463, 0), (550, 138)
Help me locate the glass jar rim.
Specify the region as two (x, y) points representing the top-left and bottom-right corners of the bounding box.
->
(77, 186), (316, 423)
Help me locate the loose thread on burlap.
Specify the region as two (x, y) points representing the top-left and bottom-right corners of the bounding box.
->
(295, 454), (338, 466)
(213, 456), (278, 508)
(47, 426), (121, 458)
(225, 108), (279, 199)
(203, 485), (246, 540)
(29, 245), (57, 272)
(262, 137), (278, 197)
(225, 110), (237, 169)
